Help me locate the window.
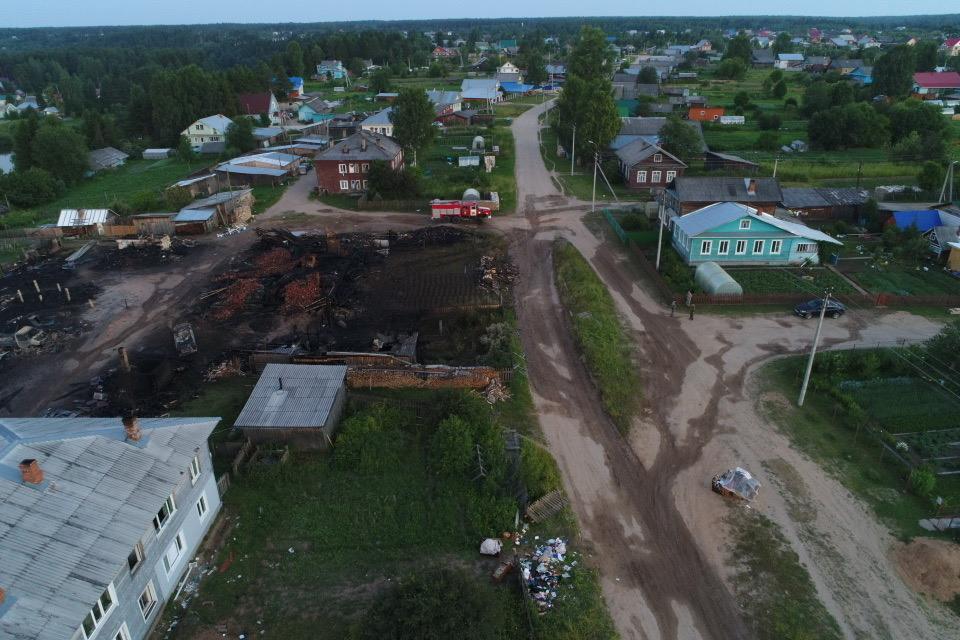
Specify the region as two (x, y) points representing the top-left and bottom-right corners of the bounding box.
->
(163, 531), (186, 574)
(348, 163), (358, 173)
(636, 170), (647, 183)
(770, 239), (782, 255)
(700, 240), (712, 255)
(361, 163), (369, 172)
(666, 170), (677, 182)
(796, 243), (816, 253)
(337, 163), (346, 174)
(362, 180), (369, 189)
(139, 582), (158, 620)
(112, 624), (131, 640)
(653, 153), (662, 163)
(128, 541), (144, 573)
(651, 170), (662, 183)
(752, 239), (765, 254)
(79, 584), (116, 639)
(195, 124), (204, 131)
(189, 455), (201, 484)
(350, 179), (361, 190)
(197, 493), (209, 519)
(153, 493), (176, 534)
(339, 180), (349, 191)
(739, 219), (751, 230)
(735, 240), (747, 255)
(718, 240), (729, 255)
(210, 136), (219, 142)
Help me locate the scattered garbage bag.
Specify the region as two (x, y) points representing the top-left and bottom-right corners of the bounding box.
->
(519, 538), (576, 612)
(480, 538), (503, 556)
(711, 467), (760, 501)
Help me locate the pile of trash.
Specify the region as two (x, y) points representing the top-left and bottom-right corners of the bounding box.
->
(520, 537), (577, 612)
(480, 377), (511, 404)
(216, 224), (248, 238)
(478, 255), (518, 293)
(204, 359), (245, 382)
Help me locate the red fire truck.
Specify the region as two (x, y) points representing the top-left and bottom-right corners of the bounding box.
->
(429, 199), (492, 222)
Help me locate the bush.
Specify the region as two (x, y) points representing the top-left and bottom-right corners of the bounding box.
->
(908, 465), (936, 499)
(0, 167), (65, 207)
(334, 407), (406, 473)
(619, 212), (650, 231)
(757, 113), (782, 131)
(755, 131), (781, 152)
(430, 416), (474, 476)
(521, 440), (562, 497)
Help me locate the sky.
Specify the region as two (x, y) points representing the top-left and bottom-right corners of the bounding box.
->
(1, 1), (954, 28)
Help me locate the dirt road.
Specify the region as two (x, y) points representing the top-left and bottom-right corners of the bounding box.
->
(508, 100), (957, 640)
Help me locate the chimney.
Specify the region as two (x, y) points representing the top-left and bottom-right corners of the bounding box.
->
(361, 137), (368, 151)
(19, 459), (43, 484)
(747, 179), (758, 196)
(123, 415), (142, 442)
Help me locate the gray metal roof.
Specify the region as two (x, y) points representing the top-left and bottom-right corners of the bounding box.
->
(234, 364), (347, 429)
(175, 208), (216, 222)
(190, 189), (252, 208)
(0, 417), (219, 640)
(216, 165), (287, 177)
(87, 147), (129, 172)
(704, 151), (759, 167)
(781, 187), (869, 208)
(671, 177), (783, 203)
(317, 131), (402, 163)
(360, 107), (393, 127)
(614, 138), (686, 168)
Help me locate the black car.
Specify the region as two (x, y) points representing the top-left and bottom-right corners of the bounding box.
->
(794, 298), (846, 319)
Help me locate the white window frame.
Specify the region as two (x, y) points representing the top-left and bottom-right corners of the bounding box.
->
(739, 218), (751, 230)
(666, 170), (677, 182)
(348, 163), (358, 173)
(338, 180), (349, 191)
(153, 493), (176, 535)
(717, 240), (729, 255)
(700, 240), (712, 255)
(752, 239), (765, 254)
(361, 163), (369, 172)
(163, 531), (186, 575)
(128, 541), (144, 573)
(337, 163), (346, 174)
(189, 455), (201, 485)
(112, 624), (131, 640)
(651, 170), (662, 183)
(796, 242), (816, 253)
(362, 180), (369, 189)
(735, 239), (747, 255)
(78, 583), (117, 639)
(636, 170), (647, 183)
(196, 493), (209, 520)
(770, 239), (782, 255)
(350, 179), (361, 190)
(653, 153), (662, 163)
(139, 581), (158, 621)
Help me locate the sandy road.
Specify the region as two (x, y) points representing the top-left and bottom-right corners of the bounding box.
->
(507, 100), (959, 640)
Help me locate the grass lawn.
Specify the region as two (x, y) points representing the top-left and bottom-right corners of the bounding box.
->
(852, 264), (960, 296)
(494, 102), (534, 118)
(540, 122), (646, 202)
(553, 239), (640, 432)
(421, 125), (517, 213)
(251, 183), (289, 215)
(725, 266), (856, 295)
(1, 157), (200, 228)
(758, 357), (960, 538)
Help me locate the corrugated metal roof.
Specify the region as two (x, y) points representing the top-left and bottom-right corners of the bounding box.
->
(190, 189), (252, 208)
(56, 209), (115, 227)
(317, 131), (401, 163)
(672, 177), (783, 203)
(174, 208), (216, 222)
(675, 202), (842, 245)
(216, 165), (287, 177)
(0, 417), (219, 640)
(234, 364), (346, 429)
(614, 139), (685, 168)
(361, 108), (393, 127)
(87, 147), (129, 172)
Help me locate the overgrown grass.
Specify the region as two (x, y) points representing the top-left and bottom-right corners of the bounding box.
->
(727, 508), (843, 640)
(1, 157), (200, 228)
(553, 239), (640, 432)
(758, 357), (960, 538)
(251, 183), (288, 215)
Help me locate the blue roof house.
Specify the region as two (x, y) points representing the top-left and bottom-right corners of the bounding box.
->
(672, 202), (842, 266)
(848, 66), (873, 86)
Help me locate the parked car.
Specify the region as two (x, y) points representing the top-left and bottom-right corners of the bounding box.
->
(794, 298), (846, 319)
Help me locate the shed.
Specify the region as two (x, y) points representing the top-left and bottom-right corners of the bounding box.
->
(56, 208), (118, 229)
(168, 173), (219, 198)
(234, 364), (348, 449)
(695, 262), (743, 295)
(174, 208), (217, 234)
(143, 148), (174, 160)
(131, 212), (176, 235)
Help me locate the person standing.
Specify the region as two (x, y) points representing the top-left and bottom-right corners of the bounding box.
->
(685, 290), (693, 307)
(670, 300), (677, 317)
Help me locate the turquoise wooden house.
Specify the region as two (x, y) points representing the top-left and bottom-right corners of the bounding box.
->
(671, 202), (842, 266)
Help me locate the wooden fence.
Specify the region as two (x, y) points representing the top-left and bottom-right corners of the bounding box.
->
(216, 474), (231, 497)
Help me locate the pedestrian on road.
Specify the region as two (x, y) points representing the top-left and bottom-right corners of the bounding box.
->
(670, 300), (677, 317)
(689, 303), (695, 320)
(685, 290), (693, 307)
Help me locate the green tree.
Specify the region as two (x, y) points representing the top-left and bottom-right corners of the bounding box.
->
(733, 90), (751, 109)
(802, 80), (833, 116)
(772, 32), (793, 55)
(370, 68), (392, 94)
(724, 33), (752, 63)
(887, 99), (951, 161)
(523, 50), (547, 85)
(658, 116), (703, 162)
(772, 79), (787, 99)
(12, 110), (40, 171)
(285, 41), (304, 77)
(830, 81), (854, 107)
(556, 75), (621, 153)
(163, 186), (193, 211)
(769, 68), (784, 83)
(715, 58), (747, 81)
(918, 161), (945, 193)
(567, 26), (614, 78)
(225, 117), (256, 153)
(177, 135), (195, 161)
(873, 46), (916, 98)
(638, 66), (659, 84)
(32, 121), (88, 184)
(367, 161), (421, 198)
(0, 167), (64, 207)
(359, 566), (507, 640)
(755, 131), (781, 152)
(913, 40), (939, 72)
(389, 88), (436, 165)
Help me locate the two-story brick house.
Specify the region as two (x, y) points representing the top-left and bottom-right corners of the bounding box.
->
(614, 139), (686, 192)
(0, 416), (221, 640)
(314, 131), (404, 195)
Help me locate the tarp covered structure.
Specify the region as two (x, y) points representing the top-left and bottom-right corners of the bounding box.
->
(694, 262), (743, 296)
(712, 467), (761, 501)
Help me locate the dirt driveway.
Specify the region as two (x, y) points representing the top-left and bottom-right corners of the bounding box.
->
(508, 101), (958, 640)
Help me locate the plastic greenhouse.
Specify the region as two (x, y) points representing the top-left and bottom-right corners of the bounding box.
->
(694, 262), (743, 296)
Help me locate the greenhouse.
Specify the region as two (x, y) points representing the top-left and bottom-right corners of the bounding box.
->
(694, 262), (743, 295)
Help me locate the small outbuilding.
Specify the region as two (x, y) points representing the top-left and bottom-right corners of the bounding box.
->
(87, 147), (129, 173)
(694, 262), (743, 295)
(143, 148), (174, 160)
(234, 364), (348, 449)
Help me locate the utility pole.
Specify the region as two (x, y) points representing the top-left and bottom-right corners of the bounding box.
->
(772, 156), (779, 178)
(570, 124), (576, 176)
(798, 291), (831, 407)
(655, 195), (666, 270)
(938, 161), (957, 204)
(591, 149), (598, 213)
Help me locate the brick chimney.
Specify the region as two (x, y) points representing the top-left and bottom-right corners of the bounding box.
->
(19, 459), (43, 484)
(123, 415), (142, 442)
(747, 179), (758, 196)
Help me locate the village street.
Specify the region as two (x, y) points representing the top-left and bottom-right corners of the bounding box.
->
(506, 100), (959, 640)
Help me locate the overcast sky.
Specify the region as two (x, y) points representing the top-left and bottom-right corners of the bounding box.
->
(2, 1), (953, 28)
